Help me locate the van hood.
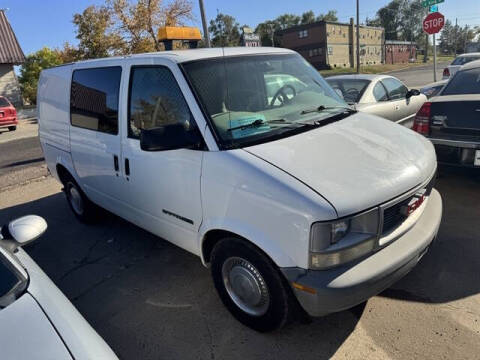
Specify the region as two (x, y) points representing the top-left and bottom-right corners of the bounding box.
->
(244, 113), (436, 217)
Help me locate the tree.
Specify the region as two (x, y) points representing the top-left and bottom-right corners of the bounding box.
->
(18, 47), (63, 104)
(73, 5), (125, 59)
(373, 0), (402, 40)
(208, 13), (241, 47)
(316, 10), (338, 22)
(301, 11), (315, 25)
(108, 0), (193, 53)
(255, 20), (277, 46)
(440, 20), (477, 54)
(55, 42), (82, 63)
(274, 14), (301, 30)
(371, 0), (426, 43)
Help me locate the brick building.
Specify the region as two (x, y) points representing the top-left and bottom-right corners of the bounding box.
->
(384, 40), (416, 64)
(0, 10), (24, 106)
(276, 19), (384, 69)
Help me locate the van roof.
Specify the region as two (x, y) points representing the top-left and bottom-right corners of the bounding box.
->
(57, 47), (296, 67)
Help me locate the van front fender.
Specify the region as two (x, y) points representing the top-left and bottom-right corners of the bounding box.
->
(198, 218), (298, 268)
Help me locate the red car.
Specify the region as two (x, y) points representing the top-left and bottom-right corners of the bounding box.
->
(0, 96), (17, 131)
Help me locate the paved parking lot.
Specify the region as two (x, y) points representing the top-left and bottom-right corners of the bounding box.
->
(1, 166), (479, 360)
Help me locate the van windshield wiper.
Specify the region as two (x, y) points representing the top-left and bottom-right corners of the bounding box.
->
(301, 105), (355, 115)
(227, 118), (312, 132)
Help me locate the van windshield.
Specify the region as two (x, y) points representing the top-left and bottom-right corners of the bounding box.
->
(182, 54), (349, 148)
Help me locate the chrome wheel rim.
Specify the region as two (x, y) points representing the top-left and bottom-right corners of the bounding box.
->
(222, 257), (270, 316)
(68, 184), (84, 215)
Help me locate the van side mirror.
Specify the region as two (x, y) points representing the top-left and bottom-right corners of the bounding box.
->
(1, 215), (47, 249)
(406, 89), (420, 99)
(140, 123), (204, 152)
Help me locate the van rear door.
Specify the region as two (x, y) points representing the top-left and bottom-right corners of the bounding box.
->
(69, 65), (124, 209)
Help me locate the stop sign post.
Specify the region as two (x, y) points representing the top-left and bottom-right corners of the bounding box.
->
(423, 11), (445, 82)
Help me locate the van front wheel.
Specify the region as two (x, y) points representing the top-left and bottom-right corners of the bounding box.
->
(210, 238), (292, 332)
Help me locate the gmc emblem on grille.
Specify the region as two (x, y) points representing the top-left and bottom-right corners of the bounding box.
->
(400, 195), (425, 216)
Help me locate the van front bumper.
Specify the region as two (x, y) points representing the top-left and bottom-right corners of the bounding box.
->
(281, 188), (442, 317)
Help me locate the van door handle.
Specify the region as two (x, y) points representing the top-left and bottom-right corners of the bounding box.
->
(113, 155), (119, 172)
(125, 158), (130, 176)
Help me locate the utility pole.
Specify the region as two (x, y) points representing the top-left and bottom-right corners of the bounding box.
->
(270, 23), (275, 47)
(433, 33), (437, 81)
(199, 0), (210, 47)
(356, 0), (360, 73)
(454, 17), (457, 55)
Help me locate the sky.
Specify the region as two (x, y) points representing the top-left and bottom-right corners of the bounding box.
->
(3, 0), (480, 56)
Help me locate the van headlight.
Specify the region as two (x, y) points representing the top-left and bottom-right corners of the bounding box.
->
(309, 207), (380, 269)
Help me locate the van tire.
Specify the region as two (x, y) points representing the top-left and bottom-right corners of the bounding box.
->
(63, 176), (100, 223)
(210, 237), (292, 332)
(8, 126), (16, 131)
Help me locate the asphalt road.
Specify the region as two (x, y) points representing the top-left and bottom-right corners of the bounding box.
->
(386, 61), (449, 88)
(1, 166), (479, 360)
(0, 136), (44, 176)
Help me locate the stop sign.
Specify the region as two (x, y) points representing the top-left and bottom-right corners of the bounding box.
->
(423, 12), (445, 34)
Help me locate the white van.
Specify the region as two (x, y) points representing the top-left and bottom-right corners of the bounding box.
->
(38, 47), (442, 332)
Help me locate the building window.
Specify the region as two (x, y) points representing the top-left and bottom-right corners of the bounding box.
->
(328, 46), (333, 55)
(298, 29), (308, 38)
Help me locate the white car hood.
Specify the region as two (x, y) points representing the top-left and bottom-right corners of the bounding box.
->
(0, 293), (72, 359)
(245, 113), (436, 217)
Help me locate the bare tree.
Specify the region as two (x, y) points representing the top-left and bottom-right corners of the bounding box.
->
(108, 0), (193, 52)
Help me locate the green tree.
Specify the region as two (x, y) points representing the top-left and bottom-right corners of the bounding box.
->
(274, 14), (301, 30)
(440, 20), (477, 54)
(255, 20), (278, 46)
(301, 11), (316, 25)
(208, 13), (241, 47)
(316, 10), (338, 22)
(18, 47), (63, 104)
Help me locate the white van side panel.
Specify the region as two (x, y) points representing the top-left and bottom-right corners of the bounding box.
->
(41, 142), (78, 185)
(37, 65), (72, 152)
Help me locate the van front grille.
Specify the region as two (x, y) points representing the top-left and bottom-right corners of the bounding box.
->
(381, 174), (436, 235)
(382, 197), (411, 234)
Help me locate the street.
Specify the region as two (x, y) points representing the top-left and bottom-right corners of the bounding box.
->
(386, 61), (448, 88)
(1, 62), (479, 359)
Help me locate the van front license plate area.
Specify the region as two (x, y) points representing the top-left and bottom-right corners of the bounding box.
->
(475, 150), (480, 167)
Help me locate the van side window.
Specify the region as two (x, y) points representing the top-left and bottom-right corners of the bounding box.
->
(128, 66), (193, 139)
(70, 67), (121, 134)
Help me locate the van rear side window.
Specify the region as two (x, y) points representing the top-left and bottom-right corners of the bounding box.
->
(70, 67), (121, 135)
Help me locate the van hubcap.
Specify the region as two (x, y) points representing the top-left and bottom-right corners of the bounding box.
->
(222, 257), (270, 316)
(68, 184), (84, 215)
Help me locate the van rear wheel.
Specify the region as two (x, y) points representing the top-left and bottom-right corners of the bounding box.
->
(64, 178), (100, 223)
(210, 238), (292, 332)
(8, 126), (16, 131)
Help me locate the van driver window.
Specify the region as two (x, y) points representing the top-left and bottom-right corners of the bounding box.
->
(70, 67), (121, 134)
(128, 66), (193, 139)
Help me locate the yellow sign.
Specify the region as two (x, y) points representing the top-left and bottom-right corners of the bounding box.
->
(157, 26), (202, 41)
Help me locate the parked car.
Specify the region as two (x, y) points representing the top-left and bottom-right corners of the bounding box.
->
(0, 96), (17, 131)
(326, 74), (426, 126)
(420, 79), (448, 99)
(414, 59), (480, 167)
(38, 47), (442, 332)
(0, 215), (118, 359)
(442, 52), (480, 79)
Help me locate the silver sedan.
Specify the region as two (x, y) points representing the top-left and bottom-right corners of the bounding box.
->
(326, 74), (427, 126)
